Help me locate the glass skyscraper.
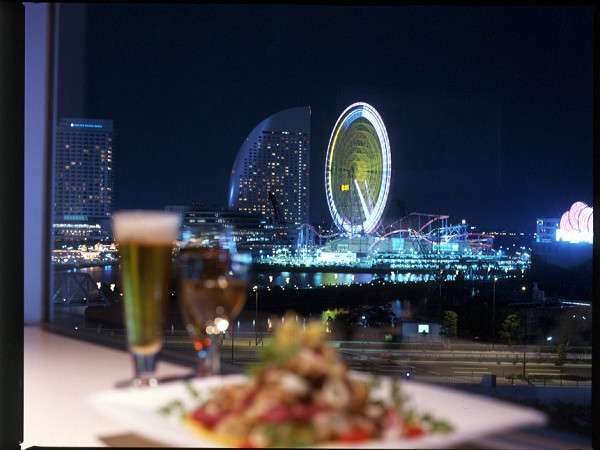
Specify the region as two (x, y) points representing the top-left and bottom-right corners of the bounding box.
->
(53, 118), (114, 244)
(228, 107), (310, 225)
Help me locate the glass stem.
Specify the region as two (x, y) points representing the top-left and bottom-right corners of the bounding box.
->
(195, 337), (220, 376)
(132, 352), (158, 387)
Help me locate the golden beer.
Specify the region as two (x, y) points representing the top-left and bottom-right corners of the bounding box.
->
(112, 211), (180, 386)
(119, 242), (173, 354)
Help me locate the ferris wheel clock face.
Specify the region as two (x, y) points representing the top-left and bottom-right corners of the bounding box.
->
(325, 102), (391, 234)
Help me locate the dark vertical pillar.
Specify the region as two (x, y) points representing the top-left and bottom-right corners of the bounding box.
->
(0, 2), (24, 450)
(592, 7), (599, 450)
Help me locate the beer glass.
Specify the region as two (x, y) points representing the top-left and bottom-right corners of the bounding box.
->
(177, 224), (249, 376)
(112, 210), (181, 387)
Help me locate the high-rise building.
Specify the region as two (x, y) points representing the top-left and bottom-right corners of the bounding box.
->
(228, 107), (310, 225)
(53, 118), (114, 244)
(535, 218), (559, 243)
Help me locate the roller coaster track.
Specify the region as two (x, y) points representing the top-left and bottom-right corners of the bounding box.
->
(297, 223), (340, 241)
(382, 213), (449, 236)
(297, 213), (494, 252)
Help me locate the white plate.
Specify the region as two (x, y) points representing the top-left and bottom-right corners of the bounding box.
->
(88, 373), (546, 448)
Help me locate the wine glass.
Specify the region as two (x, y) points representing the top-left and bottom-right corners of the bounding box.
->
(177, 224), (249, 376)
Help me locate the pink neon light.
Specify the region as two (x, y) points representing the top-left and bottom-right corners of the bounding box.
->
(560, 211), (573, 232)
(578, 207), (593, 233)
(559, 201), (593, 235)
(568, 202), (587, 231)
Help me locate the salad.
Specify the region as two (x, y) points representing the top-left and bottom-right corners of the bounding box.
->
(161, 314), (452, 447)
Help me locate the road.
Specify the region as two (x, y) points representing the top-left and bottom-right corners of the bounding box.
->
(159, 333), (591, 386)
(65, 325), (591, 386)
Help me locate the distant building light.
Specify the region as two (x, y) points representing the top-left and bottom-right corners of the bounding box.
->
(546, 336), (552, 342)
(53, 223), (101, 229)
(418, 324), (430, 334)
(69, 122), (103, 129)
(560, 300), (590, 307)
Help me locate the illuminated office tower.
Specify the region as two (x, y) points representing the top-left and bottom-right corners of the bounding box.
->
(228, 107), (310, 225)
(53, 118), (114, 244)
(535, 218), (560, 243)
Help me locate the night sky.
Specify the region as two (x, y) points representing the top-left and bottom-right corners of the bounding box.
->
(67, 5), (593, 231)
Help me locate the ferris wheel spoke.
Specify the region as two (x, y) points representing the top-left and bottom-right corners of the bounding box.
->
(363, 180), (375, 210)
(353, 178), (371, 220)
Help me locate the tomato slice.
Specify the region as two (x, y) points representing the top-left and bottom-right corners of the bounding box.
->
(191, 407), (227, 429)
(338, 427), (372, 443)
(404, 424), (424, 438)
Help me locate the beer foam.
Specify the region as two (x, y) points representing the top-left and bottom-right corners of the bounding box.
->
(112, 210), (181, 244)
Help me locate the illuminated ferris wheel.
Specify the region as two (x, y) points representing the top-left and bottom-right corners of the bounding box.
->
(325, 102), (392, 235)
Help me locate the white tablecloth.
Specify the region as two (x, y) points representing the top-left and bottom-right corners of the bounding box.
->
(23, 326), (190, 448)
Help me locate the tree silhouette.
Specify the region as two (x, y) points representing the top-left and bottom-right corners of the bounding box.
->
(441, 310), (458, 338)
(499, 314), (520, 345)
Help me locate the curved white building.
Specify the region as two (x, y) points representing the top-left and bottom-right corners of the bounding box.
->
(228, 107), (310, 225)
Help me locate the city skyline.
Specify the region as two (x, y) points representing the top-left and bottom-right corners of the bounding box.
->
(54, 5), (593, 231)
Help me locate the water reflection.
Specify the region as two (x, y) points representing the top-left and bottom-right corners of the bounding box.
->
(73, 266), (514, 290)
(76, 266), (115, 284)
(257, 271), (446, 288)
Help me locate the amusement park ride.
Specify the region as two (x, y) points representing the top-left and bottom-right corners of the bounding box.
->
(295, 102), (494, 255)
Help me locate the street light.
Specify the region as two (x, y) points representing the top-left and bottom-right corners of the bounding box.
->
(252, 285), (258, 345)
(492, 276), (498, 342)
